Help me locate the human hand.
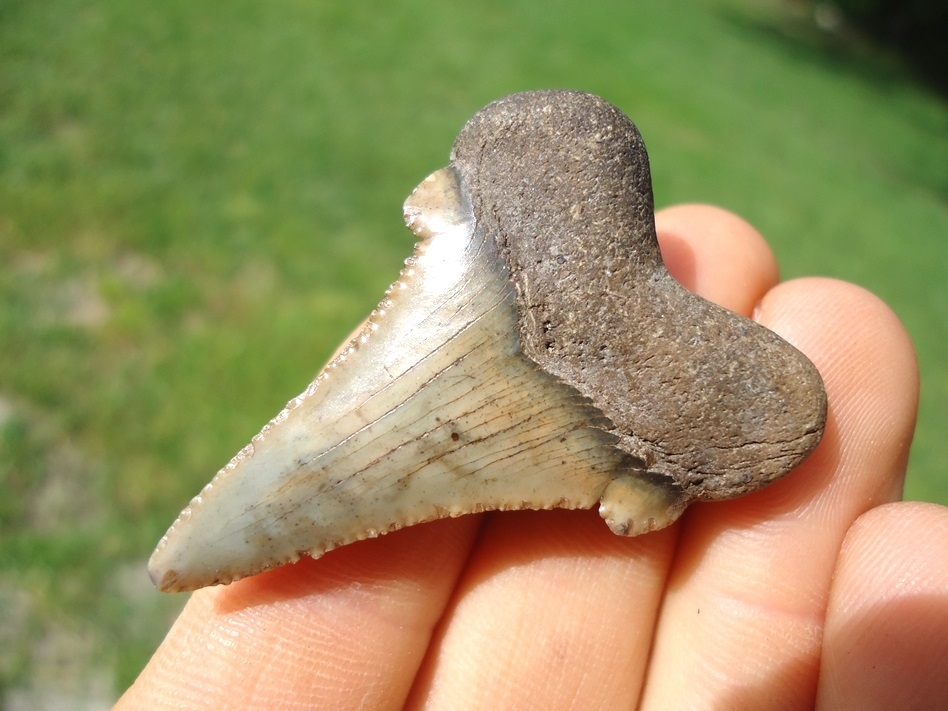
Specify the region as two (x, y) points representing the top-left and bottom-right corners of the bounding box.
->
(116, 204), (945, 710)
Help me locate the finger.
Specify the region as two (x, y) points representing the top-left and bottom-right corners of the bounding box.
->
(116, 517), (481, 710)
(640, 279), (919, 709)
(407, 205), (785, 709)
(406, 510), (677, 709)
(818, 502), (948, 710)
(656, 203), (779, 316)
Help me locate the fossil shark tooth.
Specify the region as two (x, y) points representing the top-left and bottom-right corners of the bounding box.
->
(149, 90), (826, 593)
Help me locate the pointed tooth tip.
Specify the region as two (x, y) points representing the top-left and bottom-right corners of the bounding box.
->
(148, 542), (235, 593)
(148, 563), (181, 593)
(148, 510), (220, 593)
(148, 532), (193, 592)
(147, 543), (185, 592)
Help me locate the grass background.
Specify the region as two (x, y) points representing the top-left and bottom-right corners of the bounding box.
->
(1, 0), (946, 705)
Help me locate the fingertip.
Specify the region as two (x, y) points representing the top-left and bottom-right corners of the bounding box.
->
(838, 501), (948, 572)
(757, 277), (918, 432)
(656, 203), (779, 316)
(819, 502), (948, 710)
(756, 277), (918, 503)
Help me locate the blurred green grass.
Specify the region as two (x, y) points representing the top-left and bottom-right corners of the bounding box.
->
(1, 0), (946, 701)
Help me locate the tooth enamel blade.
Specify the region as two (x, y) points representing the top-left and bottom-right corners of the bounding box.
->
(148, 168), (665, 592)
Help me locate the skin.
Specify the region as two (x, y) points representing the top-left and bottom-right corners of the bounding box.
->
(116, 204), (944, 710)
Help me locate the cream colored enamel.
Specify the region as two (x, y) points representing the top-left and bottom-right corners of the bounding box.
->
(148, 168), (682, 592)
(599, 475), (686, 536)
